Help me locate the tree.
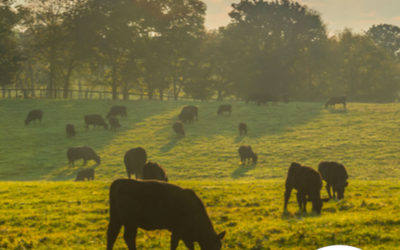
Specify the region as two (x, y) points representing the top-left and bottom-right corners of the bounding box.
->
(367, 24), (400, 58)
(0, 0), (22, 87)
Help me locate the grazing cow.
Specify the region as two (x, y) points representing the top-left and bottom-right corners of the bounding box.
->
(217, 104), (231, 115)
(178, 105), (198, 123)
(325, 96), (346, 109)
(318, 161), (348, 200)
(25, 109), (43, 126)
(173, 121), (185, 136)
(107, 179), (225, 250)
(84, 114), (108, 130)
(238, 123), (247, 135)
(238, 145), (257, 164)
(124, 147), (147, 179)
(142, 162), (168, 182)
(66, 124), (76, 137)
(75, 168), (95, 181)
(67, 146), (101, 167)
(107, 105), (127, 118)
(109, 116), (121, 131)
(284, 162), (328, 214)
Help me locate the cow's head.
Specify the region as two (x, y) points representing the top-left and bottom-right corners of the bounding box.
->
(201, 231), (226, 250)
(337, 181), (348, 200)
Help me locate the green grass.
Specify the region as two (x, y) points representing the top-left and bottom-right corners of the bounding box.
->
(1, 180), (400, 249)
(1, 99), (400, 249)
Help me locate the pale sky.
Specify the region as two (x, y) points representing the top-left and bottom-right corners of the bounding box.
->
(204, 0), (400, 34)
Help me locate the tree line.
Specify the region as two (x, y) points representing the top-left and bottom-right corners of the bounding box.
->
(1, 0), (400, 102)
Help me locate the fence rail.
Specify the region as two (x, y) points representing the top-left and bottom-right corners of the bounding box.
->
(0, 88), (209, 101)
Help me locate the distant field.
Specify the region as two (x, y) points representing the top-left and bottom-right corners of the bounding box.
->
(1, 99), (400, 181)
(1, 99), (400, 249)
(1, 180), (400, 249)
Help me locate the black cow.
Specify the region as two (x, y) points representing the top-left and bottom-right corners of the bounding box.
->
(107, 179), (225, 250)
(67, 146), (101, 167)
(84, 114), (108, 130)
(325, 96), (346, 109)
(25, 109), (43, 126)
(217, 104), (231, 115)
(75, 168), (95, 181)
(142, 162), (168, 182)
(284, 162), (328, 214)
(124, 147), (147, 179)
(318, 161), (348, 200)
(107, 105), (127, 118)
(178, 106), (198, 123)
(66, 124), (76, 137)
(238, 145), (257, 164)
(173, 121), (185, 136)
(109, 116), (121, 131)
(238, 123), (247, 135)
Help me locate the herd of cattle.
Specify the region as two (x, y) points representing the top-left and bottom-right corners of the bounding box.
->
(24, 97), (349, 249)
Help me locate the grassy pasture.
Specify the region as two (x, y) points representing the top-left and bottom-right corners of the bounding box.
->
(1, 99), (400, 249)
(1, 99), (400, 181)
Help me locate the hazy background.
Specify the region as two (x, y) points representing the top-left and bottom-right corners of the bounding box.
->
(204, 0), (400, 33)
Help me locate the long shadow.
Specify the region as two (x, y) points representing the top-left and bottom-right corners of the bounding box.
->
(231, 163), (257, 179)
(160, 136), (183, 153)
(0, 99), (176, 181)
(328, 108), (347, 114)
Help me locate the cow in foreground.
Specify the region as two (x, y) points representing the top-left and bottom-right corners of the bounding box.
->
(75, 168), (95, 181)
(238, 145), (257, 164)
(284, 162), (328, 214)
(107, 105), (127, 118)
(66, 124), (76, 137)
(173, 121), (185, 136)
(107, 179), (225, 250)
(325, 96), (346, 109)
(124, 147), (147, 179)
(318, 161), (348, 199)
(25, 109), (43, 126)
(142, 162), (168, 182)
(67, 146), (101, 167)
(238, 123), (247, 135)
(84, 114), (108, 129)
(217, 104), (231, 115)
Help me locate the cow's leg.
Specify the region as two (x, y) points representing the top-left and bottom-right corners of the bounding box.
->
(123, 226), (137, 250)
(83, 159), (87, 166)
(284, 187), (292, 211)
(326, 184), (332, 199)
(332, 185), (337, 199)
(297, 192), (306, 212)
(170, 233), (180, 250)
(183, 239), (194, 250)
(107, 220), (122, 250)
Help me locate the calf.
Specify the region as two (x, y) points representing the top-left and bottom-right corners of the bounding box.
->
(109, 116), (121, 131)
(217, 104), (231, 115)
(107, 179), (225, 250)
(124, 147), (147, 179)
(107, 105), (127, 118)
(66, 124), (76, 137)
(84, 114), (108, 129)
(25, 109), (43, 126)
(318, 161), (348, 199)
(173, 121), (185, 136)
(238, 145), (257, 164)
(284, 162), (327, 214)
(75, 168), (95, 181)
(142, 162), (168, 182)
(238, 123), (247, 135)
(325, 96), (346, 109)
(67, 146), (101, 167)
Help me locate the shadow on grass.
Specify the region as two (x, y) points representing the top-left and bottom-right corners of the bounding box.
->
(231, 162), (257, 178)
(328, 108), (347, 114)
(160, 135), (183, 153)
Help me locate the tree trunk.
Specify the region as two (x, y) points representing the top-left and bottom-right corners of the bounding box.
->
(123, 82), (129, 100)
(173, 81), (180, 100)
(159, 89), (164, 100)
(112, 64), (118, 100)
(63, 60), (74, 99)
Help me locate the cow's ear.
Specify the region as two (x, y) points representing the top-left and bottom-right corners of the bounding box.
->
(218, 231), (226, 239)
(345, 182), (349, 187)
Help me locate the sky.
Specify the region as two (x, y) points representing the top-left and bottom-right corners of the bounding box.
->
(203, 0), (400, 34)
